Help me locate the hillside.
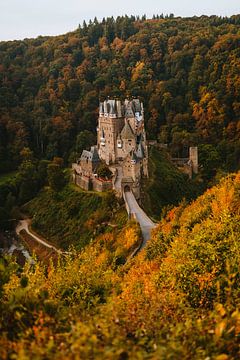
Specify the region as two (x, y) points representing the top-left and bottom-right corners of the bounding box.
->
(24, 186), (127, 249)
(0, 15), (240, 176)
(0, 173), (239, 359)
(142, 146), (202, 218)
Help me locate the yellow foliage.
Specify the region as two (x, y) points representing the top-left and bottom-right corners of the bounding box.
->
(131, 61), (145, 81)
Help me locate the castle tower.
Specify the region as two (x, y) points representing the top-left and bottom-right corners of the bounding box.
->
(189, 147), (198, 174)
(97, 97), (148, 185)
(98, 99), (125, 164)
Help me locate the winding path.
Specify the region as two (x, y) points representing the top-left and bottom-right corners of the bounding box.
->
(16, 220), (62, 254)
(124, 190), (156, 249)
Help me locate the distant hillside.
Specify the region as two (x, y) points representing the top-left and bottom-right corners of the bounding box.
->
(1, 173), (239, 359)
(0, 15), (239, 174)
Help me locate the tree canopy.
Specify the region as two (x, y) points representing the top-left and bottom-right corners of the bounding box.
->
(0, 15), (239, 172)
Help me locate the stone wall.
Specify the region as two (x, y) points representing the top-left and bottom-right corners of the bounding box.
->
(92, 178), (113, 192)
(75, 175), (92, 191)
(98, 115), (125, 164)
(189, 147), (198, 174)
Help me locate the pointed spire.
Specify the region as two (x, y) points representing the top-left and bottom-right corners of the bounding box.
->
(99, 102), (104, 116)
(121, 120), (135, 140)
(116, 100), (122, 117)
(104, 100), (108, 115)
(136, 142), (144, 159)
(109, 99), (116, 117)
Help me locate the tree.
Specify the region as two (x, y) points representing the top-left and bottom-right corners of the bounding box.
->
(47, 162), (66, 192)
(198, 144), (221, 180)
(18, 159), (39, 204)
(97, 164), (112, 179)
(75, 130), (96, 156)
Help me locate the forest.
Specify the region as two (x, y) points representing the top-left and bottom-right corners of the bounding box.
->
(0, 14), (240, 359)
(0, 15), (240, 174)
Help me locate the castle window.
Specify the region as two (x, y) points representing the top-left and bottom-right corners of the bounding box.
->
(117, 139), (122, 148)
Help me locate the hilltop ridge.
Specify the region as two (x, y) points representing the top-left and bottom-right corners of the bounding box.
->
(0, 15), (239, 177)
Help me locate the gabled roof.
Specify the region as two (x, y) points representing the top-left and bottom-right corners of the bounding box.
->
(90, 146), (100, 162)
(80, 146), (100, 162)
(131, 150), (138, 162)
(121, 121), (135, 140)
(136, 142), (145, 159)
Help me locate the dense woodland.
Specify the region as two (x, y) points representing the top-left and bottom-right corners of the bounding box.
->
(0, 14), (240, 359)
(0, 15), (240, 174)
(0, 173), (239, 359)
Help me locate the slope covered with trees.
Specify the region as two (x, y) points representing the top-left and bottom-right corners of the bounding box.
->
(0, 173), (239, 359)
(142, 146), (202, 218)
(0, 15), (240, 174)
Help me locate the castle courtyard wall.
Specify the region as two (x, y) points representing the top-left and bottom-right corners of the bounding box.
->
(75, 175), (92, 191)
(92, 178), (113, 192)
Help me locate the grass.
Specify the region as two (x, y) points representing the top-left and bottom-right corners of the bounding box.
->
(0, 171), (17, 185)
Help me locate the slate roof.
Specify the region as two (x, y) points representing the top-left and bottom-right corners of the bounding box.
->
(121, 121), (135, 140)
(131, 151), (138, 162)
(136, 142), (145, 159)
(80, 146), (100, 162)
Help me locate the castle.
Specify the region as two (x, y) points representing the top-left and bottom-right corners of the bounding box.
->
(72, 98), (149, 199)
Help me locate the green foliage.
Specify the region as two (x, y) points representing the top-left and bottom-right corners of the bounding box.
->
(0, 15), (239, 174)
(0, 173), (239, 359)
(0, 158), (52, 229)
(142, 147), (202, 218)
(75, 130), (96, 155)
(24, 186), (124, 249)
(0, 172), (17, 185)
(47, 162), (66, 192)
(97, 163), (113, 179)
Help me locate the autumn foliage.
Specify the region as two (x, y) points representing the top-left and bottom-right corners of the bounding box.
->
(0, 15), (239, 173)
(0, 173), (239, 359)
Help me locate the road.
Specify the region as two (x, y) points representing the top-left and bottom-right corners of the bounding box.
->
(16, 219), (62, 254)
(124, 190), (156, 249)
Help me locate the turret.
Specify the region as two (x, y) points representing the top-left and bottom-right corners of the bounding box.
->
(104, 100), (108, 117)
(109, 99), (117, 118)
(99, 102), (104, 117)
(189, 147), (198, 174)
(116, 100), (122, 117)
(136, 142), (144, 159)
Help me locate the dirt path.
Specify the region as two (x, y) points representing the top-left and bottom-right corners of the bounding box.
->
(16, 219), (62, 254)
